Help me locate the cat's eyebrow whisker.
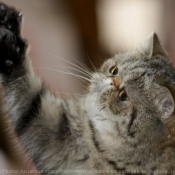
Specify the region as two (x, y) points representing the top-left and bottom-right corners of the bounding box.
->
(38, 67), (90, 83)
(34, 48), (92, 76)
(87, 51), (97, 71)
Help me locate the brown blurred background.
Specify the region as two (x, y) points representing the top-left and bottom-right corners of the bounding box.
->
(0, 0), (175, 174)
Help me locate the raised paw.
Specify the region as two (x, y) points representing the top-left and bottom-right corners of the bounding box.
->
(0, 3), (27, 79)
(0, 3), (22, 34)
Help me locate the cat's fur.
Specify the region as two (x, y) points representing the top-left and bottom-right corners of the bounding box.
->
(0, 3), (175, 175)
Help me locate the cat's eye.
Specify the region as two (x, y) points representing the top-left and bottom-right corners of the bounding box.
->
(118, 89), (128, 101)
(109, 66), (118, 75)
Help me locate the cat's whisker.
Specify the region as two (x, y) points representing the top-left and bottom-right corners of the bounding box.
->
(61, 67), (90, 89)
(38, 66), (89, 89)
(61, 68), (90, 91)
(38, 67), (90, 83)
(60, 66), (91, 78)
(66, 54), (92, 73)
(34, 48), (92, 77)
(49, 65), (91, 78)
(52, 91), (85, 96)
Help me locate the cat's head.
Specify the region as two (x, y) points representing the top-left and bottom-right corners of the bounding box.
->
(86, 33), (175, 150)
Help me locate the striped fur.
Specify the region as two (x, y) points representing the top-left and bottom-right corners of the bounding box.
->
(0, 3), (175, 175)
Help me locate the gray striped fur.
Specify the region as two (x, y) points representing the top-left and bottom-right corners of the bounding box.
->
(0, 3), (175, 175)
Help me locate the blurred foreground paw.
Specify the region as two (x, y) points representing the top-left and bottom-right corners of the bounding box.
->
(0, 3), (27, 79)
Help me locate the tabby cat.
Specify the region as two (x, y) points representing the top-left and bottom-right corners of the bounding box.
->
(0, 3), (175, 175)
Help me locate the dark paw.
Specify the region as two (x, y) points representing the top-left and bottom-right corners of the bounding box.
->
(0, 3), (27, 79)
(0, 3), (22, 34)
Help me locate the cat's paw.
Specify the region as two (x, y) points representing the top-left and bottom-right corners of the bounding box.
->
(0, 3), (27, 79)
(0, 3), (22, 34)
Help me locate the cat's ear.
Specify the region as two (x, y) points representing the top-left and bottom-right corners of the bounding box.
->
(156, 87), (174, 121)
(145, 32), (167, 58)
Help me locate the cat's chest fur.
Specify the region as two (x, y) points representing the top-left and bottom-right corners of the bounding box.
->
(81, 95), (175, 174)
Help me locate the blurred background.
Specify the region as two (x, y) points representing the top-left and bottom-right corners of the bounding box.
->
(0, 0), (175, 174)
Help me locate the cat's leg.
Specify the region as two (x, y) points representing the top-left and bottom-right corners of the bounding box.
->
(0, 3), (89, 174)
(0, 3), (43, 134)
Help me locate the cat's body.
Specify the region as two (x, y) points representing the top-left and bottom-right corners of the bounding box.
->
(0, 3), (175, 175)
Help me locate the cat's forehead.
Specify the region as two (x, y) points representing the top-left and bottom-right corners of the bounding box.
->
(102, 50), (145, 67)
(114, 50), (148, 66)
(101, 51), (147, 75)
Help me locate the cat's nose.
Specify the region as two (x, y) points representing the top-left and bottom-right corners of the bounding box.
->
(111, 76), (121, 89)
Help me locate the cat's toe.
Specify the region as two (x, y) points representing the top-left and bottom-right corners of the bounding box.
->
(0, 3), (22, 34)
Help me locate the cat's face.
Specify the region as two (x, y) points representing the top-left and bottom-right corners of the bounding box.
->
(86, 33), (175, 148)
